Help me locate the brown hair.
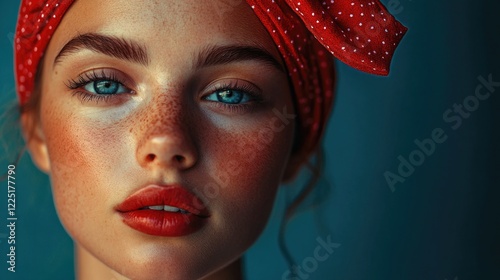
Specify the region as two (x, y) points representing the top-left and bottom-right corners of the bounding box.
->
(20, 60), (44, 142)
(278, 146), (329, 267)
(0, 61), (43, 181)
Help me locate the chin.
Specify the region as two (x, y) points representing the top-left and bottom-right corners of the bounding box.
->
(104, 252), (212, 280)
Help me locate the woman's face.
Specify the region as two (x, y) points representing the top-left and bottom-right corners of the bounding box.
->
(28, 0), (295, 279)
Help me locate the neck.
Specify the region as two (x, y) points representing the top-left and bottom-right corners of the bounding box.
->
(75, 244), (244, 280)
(203, 258), (243, 280)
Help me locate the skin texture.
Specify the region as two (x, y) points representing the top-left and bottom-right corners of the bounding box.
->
(23, 0), (300, 279)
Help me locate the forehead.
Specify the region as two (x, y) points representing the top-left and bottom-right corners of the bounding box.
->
(45, 0), (280, 64)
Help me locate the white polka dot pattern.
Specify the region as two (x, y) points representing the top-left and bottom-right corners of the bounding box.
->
(13, 0), (407, 164)
(246, 0), (407, 162)
(14, 0), (73, 105)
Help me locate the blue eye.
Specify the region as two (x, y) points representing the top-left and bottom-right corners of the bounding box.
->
(206, 89), (251, 104)
(83, 80), (129, 95)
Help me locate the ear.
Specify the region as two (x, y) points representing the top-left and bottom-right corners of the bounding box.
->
(21, 111), (51, 173)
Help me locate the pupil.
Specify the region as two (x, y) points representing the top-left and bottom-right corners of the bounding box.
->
(95, 80), (118, 94)
(218, 90), (241, 104)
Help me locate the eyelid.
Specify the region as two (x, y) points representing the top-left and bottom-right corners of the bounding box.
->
(199, 78), (267, 114)
(202, 78), (263, 100)
(65, 68), (135, 92)
(65, 68), (136, 105)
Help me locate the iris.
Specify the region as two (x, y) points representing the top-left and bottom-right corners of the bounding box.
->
(84, 80), (128, 95)
(208, 89), (250, 104)
(94, 80), (118, 94)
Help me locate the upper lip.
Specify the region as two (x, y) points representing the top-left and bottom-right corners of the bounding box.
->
(115, 184), (210, 217)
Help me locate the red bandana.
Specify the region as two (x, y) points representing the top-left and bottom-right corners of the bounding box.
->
(245, 0), (407, 162)
(14, 0), (407, 162)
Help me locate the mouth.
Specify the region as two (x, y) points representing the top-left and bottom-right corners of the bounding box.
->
(116, 184), (210, 237)
(140, 205), (190, 213)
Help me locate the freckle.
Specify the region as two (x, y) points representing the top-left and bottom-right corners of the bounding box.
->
(126, 85), (187, 145)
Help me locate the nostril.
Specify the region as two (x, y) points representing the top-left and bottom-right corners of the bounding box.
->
(146, 154), (156, 162)
(174, 155), (184, 163)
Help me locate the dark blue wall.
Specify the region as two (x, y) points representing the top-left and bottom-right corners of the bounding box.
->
(1, 1), (498, 279)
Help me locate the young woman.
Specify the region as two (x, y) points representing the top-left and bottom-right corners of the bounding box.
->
(12, 0), (406, 279)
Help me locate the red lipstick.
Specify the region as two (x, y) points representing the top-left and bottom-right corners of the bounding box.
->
(116, 185), (209, 237)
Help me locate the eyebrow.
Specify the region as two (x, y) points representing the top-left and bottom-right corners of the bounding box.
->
(54, 33), (149, 66)
(53, 33), (285, 73)
(196, 44), (285, 73)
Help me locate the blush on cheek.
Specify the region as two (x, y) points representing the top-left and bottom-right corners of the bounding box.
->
(202, 117), (294, 214)
(196, 122), (293, 252)
(41, 109), (122, 239)
(205, 137), (266, 192)
(45, 117), (94, 171)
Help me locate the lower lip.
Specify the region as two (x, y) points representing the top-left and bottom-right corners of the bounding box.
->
(121, 210), (206, 237)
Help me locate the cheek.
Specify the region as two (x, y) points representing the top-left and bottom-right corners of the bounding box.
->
(40, 106), (125, 237)
(201, 114), (294, 233)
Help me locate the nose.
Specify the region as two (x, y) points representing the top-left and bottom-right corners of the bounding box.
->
(135, 96), (198, 171)
(138, 134), (198, 170)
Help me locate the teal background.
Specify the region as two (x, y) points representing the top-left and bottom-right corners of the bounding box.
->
(1, 0), (499, 279)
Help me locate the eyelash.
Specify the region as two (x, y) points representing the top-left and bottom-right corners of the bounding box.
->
(65, 71), (263, 112)
(65, 69), (131, 104)
(205, 81), (263, 113)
